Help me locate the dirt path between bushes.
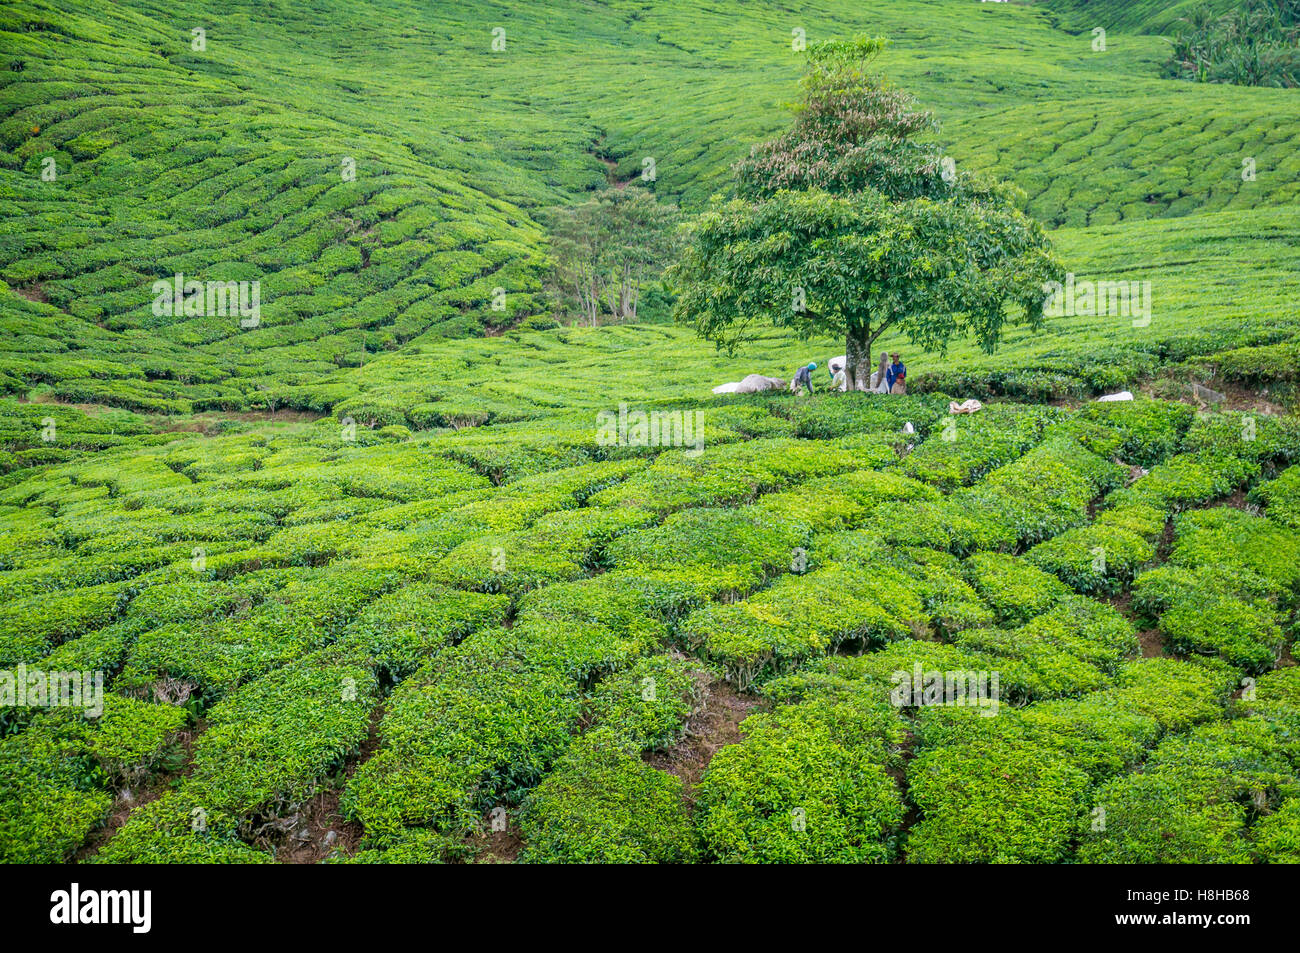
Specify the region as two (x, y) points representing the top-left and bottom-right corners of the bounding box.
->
(644, 677), (764, 800)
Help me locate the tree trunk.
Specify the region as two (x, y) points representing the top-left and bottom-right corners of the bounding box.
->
(845, 324), (872, 392)
(620, 261), (633, 321)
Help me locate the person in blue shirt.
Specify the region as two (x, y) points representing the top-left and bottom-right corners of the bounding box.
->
(887, 353), (907, 394)
(791, 361), (817, 395)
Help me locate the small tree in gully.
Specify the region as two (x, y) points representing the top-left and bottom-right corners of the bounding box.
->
(546, 188), (679, 326)
(669, 36), (1063, 390)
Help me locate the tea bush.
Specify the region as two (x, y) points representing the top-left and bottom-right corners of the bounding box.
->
(330, 585), (510, 682)
(1079, 716), (1298, 864)
(583, 654), (706, 751)
(1109, 452), (1257, 512)
(91, 792), (274, 865)
(1169, 507), (1300, 596)
(517, 729), (697, 864)
(605, 506), (808, 598)
(1251, 464), (1300, 530)
(1253, 798), (1300, 864)
(1071, 399), (1196, 468)
(683, 563), (926, 689)
(0, 713), (112, 862)
(963, 551), (1071, 625)
(88, 695), (188, 784)
(1024, 524), (1156, 594)
(342, 633), (579, 840)
(695, 697), (906, 864)
(1103, 657), (1238, 733)
(182, 658), (378, 818)
(1159, 597), (1283, 673)
(907, 740), (1090, 864)
(900, 403), (1055, 490)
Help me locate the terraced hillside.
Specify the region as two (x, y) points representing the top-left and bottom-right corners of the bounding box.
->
(4, 0), (1300, 415)
(2, 0), (1299, 865)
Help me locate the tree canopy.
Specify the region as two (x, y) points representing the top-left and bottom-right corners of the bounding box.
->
(670, 36), (1063, 389)
(545, 188), (679, 326)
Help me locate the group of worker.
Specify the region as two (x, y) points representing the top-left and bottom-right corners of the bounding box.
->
(791, 352), (907, 395)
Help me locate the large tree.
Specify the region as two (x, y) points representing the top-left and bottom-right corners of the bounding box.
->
(669, 36), (1063, 390)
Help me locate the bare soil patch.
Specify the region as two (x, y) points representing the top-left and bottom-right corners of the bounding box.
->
(273, 788), (367, 864)
(14, 283), (47, 302)
(1137, 628), (1166, 658)
(644, 677), (764, 797)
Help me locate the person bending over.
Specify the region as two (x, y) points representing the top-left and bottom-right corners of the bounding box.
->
(791, 361), (817, 395)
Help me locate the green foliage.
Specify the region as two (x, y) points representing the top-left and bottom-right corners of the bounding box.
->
(673, 34), (1061, 388)
(695, 697), (906, 863)
(92, 792), (274, 864)
(1181, 410), (1300, 464)
(1170, 506), (1300, 594)
(342, 633), (579, 840)
(88, 695), (188, 784)
(1069, 399), (1196, 467)
(963, 551), (1071, 625)
(543, 188), (681, 326)
(907, 741), (1090, 864)
(1080, 716), (1298, 864)
(917, 696), (1160, 784)
(331, 584), (510, 682)
(606, 505), (807, 598)
(1253, 797), (1300, 863)
(1094, 502), (1168, 542)
(332, 828), (458, 864)
(684, 563), (926, 689)
(183, 658), (377, 816)
(785, 392), (947, 440)
(1159, 597), (1283, 672)
(583, 654), (705, 752)
(0, 713), (112, 862)
(1025, 523), (1156, 594)
(589, 437), (861, 514)
(953, 595), (1138, 702)
(1126, 507), (1296, 671)
(1105, 657), (1238, 733)
(1251, 463), (1300, 529)
(517, 729), (697, 864)
(1109, 450), (1257, 511)
(753, 468), (939, 532)
(0, 581), (129, 666)
(1165, 0), (1300, 88)
(672, 187), (1061, 385)
(901, 403), (1055, 489)
(2, 0), (1300, 867)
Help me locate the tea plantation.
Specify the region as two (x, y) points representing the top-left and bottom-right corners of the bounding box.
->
(2, 1), (1299, 865)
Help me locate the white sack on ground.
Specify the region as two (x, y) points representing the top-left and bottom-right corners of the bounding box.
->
(713, 374), (787, 395)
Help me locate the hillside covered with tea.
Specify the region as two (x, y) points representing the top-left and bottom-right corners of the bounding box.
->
(2, 0), (1299, 864)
